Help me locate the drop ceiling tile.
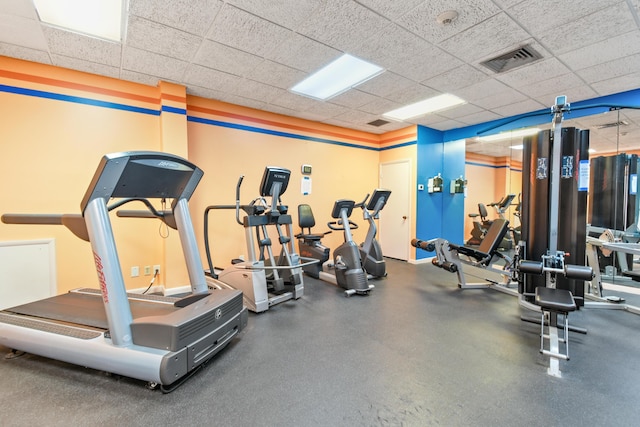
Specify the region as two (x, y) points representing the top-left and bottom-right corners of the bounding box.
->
(508, 0), (622, 35)
(119, 69), (163, 87)
(300, 100), (351, 119)
(438, 13), (531, 63)
(397, 0), (502, 44)
(224, 0), (321, 31)
(51, 54), (121, 79)
(490, 99), (546, 117)
(456, 109), (503, 126)
(424, 118), (466, 131)
(248, 60), (307, 90)
(384, 83), (439, 105)
(297, 0), (390, 53)
(185, 64), (242, 90)
(130, 0), (222, 36)
(0, 42), (50, 64)
(265, 33), (340, 73)
(577, 53), (640, 84)
(267, 89), (325, 112)
(357, 71), (415, 98)
(517, 72), (586, 99)
(473, 89), (528, 110)
(494, 58), (571, 89)
(0, 15), (47, 50)
(126, 16), (202, 60)
(206, 4), (292, 57)
(405, 113), (448, 126)
(422, 65), (489, 92)
(592, 71), (640, 96)
(329, 89), (380, 109)
(358, 97), (403, 116)
(437, 103), (483, 119)
(333, 108), (381, 125)
(539, 3), (637, 54)
(531, 84), (597, 106)
(355, 0), (425, 20)
(233, 78), (284, 103)
(559, 31), (640, 71)
(192, 40), (263, 77)
(43, 26), (121, 67)
(390, 43), (463, 82)
(354, 24), (431, 71)
(454, 78), (510, 102)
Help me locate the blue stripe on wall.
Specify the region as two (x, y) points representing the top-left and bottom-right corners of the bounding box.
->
(161, 105), (186, 115)
(0, 84), (160, 116)
(0, 82), (417, 152)
(187, 115), (382, 151)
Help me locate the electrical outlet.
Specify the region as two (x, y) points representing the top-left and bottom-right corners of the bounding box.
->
(153, 265), (161, 275)
(131, 266), (140, 277)
(144, 266), (151, 276)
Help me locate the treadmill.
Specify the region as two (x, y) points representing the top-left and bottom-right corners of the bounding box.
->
(0, 151), (248, 392)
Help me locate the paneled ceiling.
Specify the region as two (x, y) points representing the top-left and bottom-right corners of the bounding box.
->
(1, 0), (639, 152)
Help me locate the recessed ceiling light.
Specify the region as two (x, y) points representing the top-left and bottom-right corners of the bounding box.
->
(34, 0), (126, 42)
(588, 148), (597, 153)
(290, 54), (384, 100)
(382, 94), (466, 121)
(477, 128), (540, 142)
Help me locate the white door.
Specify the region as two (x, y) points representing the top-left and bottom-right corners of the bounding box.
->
(379, 160), (411, 260)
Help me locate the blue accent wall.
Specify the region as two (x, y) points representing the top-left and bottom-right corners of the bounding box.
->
(415, 126), (466, 259)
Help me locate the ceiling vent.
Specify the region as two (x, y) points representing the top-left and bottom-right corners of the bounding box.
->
(368, 119), (390, 127)
(596, 120), (628, 129)
(480, 45), (543, 73)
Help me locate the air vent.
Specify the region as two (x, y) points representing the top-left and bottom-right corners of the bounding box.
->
(368, 119), (390, 127)
(480, 45), (543, 73)
(597, 120), (628, 129)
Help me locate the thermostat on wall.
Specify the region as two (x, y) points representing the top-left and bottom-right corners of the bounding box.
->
(301, 164), (312, 175)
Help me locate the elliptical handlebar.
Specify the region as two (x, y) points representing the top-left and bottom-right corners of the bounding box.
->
(235, 175), (245, 226)
(354, 193), (370, 209)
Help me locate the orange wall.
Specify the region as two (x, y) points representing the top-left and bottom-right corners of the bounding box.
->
(186, 96), (386, 265)
(1, 56), (418, 294)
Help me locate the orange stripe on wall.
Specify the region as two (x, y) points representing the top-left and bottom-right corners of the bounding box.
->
(0, 69), (159, 105)
(188, 104), (381, 145)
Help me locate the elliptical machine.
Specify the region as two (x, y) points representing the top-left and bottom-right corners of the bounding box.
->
(355, 189), (391, 278)
(204, 167), (309, 312)
(297, 199), (373, 296)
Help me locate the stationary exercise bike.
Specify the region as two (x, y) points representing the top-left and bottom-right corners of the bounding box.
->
(297, 199), (372, 296)
(355, 189), (391, 278)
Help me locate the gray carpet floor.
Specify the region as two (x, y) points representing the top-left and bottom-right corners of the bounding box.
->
(1, 259), (639, 426)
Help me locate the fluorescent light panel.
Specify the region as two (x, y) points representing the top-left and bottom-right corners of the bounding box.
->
(34, 0), (125, 42)
(291, 54), (384, 100)
(383, 94), (466, 120)
(477, 128), (541, 142)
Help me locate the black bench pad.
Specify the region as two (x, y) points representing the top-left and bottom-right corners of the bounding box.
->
(535, 287), (577, 313)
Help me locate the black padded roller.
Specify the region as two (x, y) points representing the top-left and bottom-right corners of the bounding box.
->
(564, 264), (594, 280)
(519, 260), (543, 275)
(441, 261), (457, 273)
(411, 239), (435, 252)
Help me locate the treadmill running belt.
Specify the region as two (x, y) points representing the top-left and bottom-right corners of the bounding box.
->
(5, 292), (178, 330)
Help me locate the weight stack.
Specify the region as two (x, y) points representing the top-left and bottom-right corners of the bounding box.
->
(521, 127), (589, 306)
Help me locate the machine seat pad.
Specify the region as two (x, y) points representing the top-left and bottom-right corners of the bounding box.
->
(295, 232), (324, 241)
(535, 287), (577, 313)
(449, 243), (491, 265)
(450, 218), (509, 266)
